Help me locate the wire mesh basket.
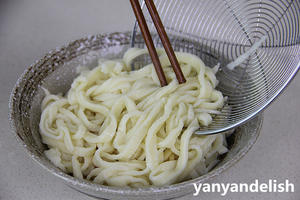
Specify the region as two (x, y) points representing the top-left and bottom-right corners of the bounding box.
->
(131, 0), (300, 134)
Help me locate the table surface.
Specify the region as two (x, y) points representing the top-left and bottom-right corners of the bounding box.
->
(0, 0), (299, 199)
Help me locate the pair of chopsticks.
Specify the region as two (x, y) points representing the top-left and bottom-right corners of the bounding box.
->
(129, 0), (186, 87)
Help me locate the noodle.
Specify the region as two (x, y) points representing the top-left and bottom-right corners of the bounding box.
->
(39, 48), (228, 187)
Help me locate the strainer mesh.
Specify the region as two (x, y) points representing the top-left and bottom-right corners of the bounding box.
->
(131, 0), (300, 133)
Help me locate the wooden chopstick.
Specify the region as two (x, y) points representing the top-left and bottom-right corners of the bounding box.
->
(144, 0), (186, 84)
(129, 0), (186, 86)
(129, 0), (168, 87)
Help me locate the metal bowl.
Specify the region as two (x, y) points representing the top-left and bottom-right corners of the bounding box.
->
(9, 32), (263, 200)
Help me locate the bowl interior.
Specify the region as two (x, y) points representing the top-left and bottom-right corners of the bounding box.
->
(9, 32), (262, 200)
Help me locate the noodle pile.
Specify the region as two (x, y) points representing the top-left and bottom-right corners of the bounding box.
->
(40, 48), (228, 187)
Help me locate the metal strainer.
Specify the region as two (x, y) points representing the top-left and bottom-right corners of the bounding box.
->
(131, 0), (300, 134)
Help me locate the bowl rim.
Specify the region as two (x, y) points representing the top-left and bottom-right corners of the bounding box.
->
(8, 31), (263, 197)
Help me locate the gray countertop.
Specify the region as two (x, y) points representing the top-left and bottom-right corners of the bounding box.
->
(0, 0), (299, 199)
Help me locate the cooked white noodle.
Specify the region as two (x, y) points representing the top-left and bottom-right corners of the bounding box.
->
(40, 48), (228, 187)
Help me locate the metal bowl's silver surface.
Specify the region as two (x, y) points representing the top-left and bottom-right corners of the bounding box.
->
(9, 32), (263, 200)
